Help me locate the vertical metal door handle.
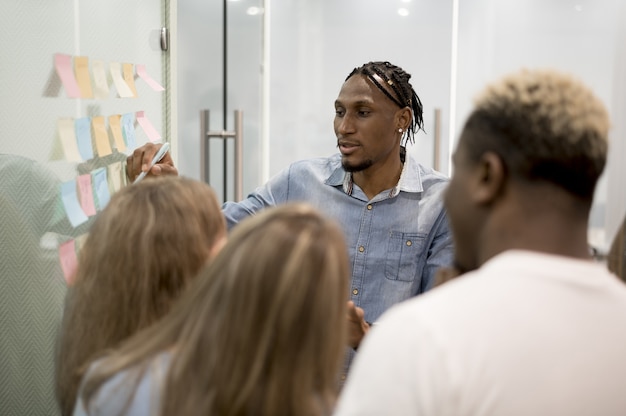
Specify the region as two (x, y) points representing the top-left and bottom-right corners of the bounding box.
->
(434, 108), (442, 172)
(200, 109), (244, 201)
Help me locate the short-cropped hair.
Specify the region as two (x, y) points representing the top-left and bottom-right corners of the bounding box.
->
(461, 68), (610, 199)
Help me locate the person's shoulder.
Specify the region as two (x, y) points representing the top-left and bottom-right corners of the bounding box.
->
(404, 153), (449, 190)
(284, 154), (342, 177)
(78, 353), (171, 416)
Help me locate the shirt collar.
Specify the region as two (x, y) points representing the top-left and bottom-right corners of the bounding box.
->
(325, 152), (424, 196)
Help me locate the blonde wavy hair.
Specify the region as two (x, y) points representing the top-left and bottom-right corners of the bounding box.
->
(80, 203), (350, 416)
(55, 176), (225, 416)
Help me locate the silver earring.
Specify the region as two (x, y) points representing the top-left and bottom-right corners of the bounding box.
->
(398, 128), (403, 133)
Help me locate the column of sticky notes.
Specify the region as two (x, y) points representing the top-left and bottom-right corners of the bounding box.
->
(53, 53), (165, 284)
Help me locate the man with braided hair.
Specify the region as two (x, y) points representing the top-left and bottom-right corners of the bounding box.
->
(334, 68), (626, 415)
(126, 61), (454, 367)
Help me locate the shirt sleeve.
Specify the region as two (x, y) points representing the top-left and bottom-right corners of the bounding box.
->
(221, 164), (292, 229)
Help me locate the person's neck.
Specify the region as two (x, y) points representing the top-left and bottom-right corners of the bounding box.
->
(478, 195), (593, 265)
(351, 157), (404, 200)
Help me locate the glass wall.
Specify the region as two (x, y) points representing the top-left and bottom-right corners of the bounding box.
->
(177, 0), (626, 250)
(455, 0), (626, 252)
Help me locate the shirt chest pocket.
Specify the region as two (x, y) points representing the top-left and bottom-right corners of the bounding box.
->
(385, 231), (427, 282)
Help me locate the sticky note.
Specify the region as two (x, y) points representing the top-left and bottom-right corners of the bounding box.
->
(75, 117), (94, 161)
(92, 116), (113, 156)
(108, 115), (126, 152)
(136, 111), (161, 142)
(122, 63), (138, 97)
(61, 180), (89, 227)
(58, 239), (78, 285)
(54, 53), (81, 98)
(92, 168), (111, 210)
(92, 59), (110, 99)
(74, 56), (94, 98)
(57, 118), (83, 162)
(107, 161), (124, 193)
(136, 64), (165, 91)
(109, 62), (134, 98)
(74, 233), (89, 254)
(77, 174), (97, 216)
(121, 113), (136, 150)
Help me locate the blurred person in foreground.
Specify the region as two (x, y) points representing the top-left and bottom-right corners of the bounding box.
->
(334, 68), (626, 415)
(56, 176), (226, 416)
(73, 203), (350, 416)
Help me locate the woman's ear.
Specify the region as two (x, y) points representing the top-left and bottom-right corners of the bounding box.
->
(472, 151), (506, 205)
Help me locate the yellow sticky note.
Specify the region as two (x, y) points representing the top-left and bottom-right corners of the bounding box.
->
(74, 56), (93, 98)
(57, 118), (83, 162)
(108, 114), (126, 152)
(122, 63), (138, 97)
(92, 116), (112, 156)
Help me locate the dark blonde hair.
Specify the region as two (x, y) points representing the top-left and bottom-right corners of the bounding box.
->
(462, 68), (610, 199)
(56, 176), (225, 416)
(81, 203), (350, 416)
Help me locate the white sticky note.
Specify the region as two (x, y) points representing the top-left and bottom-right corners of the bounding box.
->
(92, 59), (110, 99)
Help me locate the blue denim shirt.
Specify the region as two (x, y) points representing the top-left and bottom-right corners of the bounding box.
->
(222, 153), (454, 323)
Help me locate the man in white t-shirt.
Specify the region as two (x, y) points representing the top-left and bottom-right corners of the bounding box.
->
(334, 69), (626, 416)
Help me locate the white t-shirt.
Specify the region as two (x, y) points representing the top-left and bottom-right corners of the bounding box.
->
(334, 250), (626, 416)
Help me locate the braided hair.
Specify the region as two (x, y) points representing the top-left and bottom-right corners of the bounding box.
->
(346, 61), (424, 146)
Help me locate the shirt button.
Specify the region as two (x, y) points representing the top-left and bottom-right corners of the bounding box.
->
(406, 240), (412, 246)
(358, 246), (365, 253)
(367, 204), (372, 210)
(352, 289), (358, 295)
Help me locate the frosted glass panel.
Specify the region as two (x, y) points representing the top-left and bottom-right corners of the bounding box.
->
(0, 2), (167, 415)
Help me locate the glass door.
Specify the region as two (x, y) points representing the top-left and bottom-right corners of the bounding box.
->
(176, 0), (264, 202)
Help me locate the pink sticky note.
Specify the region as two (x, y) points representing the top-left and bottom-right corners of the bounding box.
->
(59, 239), (78, 285)
(54, 53), (81, 98)
(136, 64), (165, 91)
(136, 111), (161, 142)
(77, 174), (97, 216)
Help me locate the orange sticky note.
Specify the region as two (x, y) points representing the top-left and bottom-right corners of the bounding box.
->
(74, 56), (93, 98)
(122, 63), (138, 97)
(108, 115), (126, 152)
(92, 116), (112, 156)
(59, 239), (78, 285)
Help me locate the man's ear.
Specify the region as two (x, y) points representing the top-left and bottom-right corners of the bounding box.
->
(396, 107), (412, 131)
(472, 151), (506, 205)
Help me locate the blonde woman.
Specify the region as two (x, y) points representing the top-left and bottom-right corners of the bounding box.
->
(56, 176), (226, 416)
(73, 203), (350, 416)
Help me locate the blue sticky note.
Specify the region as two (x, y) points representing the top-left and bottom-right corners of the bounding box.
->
(92, 167), (111, 210)
(75, 117), (94, 161)
(121, 113), (136, 150)
(60, 179), (89, 227)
